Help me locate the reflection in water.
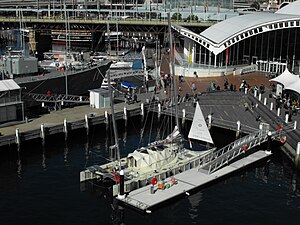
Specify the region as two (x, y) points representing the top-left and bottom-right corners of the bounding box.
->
(111, 198), (125, 225)
(64, 142), (69, 166)
(188, 191), (203, 220)
(42, 144), (47, 170)
(254, 160), (270, 183)
(16, 150), (22, 179)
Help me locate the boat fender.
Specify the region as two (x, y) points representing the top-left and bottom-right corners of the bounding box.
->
(151, 178), (158, 186)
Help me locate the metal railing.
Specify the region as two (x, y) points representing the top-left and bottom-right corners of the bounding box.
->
(199, 128), (286, 174)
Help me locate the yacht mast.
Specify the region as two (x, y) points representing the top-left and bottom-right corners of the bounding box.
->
(168, 13), (180, 132)
(107, 22), (120, 163)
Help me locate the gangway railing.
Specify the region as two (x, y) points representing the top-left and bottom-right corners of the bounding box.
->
(109, 70), (145, 80)
(25, 93), (89, 104)
(197, 128), (288, 174)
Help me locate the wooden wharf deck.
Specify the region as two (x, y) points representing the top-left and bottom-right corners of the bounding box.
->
(0, 90), (167, 148)
(118, 150), (271, 212)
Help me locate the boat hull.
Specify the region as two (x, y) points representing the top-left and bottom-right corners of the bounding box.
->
(14, 61), (111, 95)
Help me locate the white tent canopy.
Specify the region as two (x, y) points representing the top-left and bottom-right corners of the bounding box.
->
(270, 68), (300, 88)
(284, 79), (300, 95)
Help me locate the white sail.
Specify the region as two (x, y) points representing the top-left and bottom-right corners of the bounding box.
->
(188, 102), (214, 144)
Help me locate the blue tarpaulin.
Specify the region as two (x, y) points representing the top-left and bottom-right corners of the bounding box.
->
(132, 59), (143, 70)
(121, 82), (138, 89)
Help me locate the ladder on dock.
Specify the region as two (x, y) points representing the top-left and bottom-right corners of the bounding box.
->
(198, 128), (287, 174)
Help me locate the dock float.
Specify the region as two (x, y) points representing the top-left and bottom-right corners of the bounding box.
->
(117, 150), (271, 212)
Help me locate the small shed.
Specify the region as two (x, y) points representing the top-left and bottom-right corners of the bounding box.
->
(89, 88), (111, 109)
(0, 79), (24, 123)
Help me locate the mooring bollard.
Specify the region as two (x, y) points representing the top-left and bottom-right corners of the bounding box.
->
(84, 114), (89, 132)
(123, 107), (127, 120)
(258, 93), (262, 101)
(182, 109), (186, 125)
(105, 110), (109, 124)
(208, 114), (212, 128)
(277, 108), (281, 116)
(270, 102), (273, 111)
(158, 103), (161, 118)
(263, 97), (267, 105)
(266, 131), (272, 154)
(40, 123), (45, 144)
(15, 128), (20, 147)
(140, 103), (144, 117)
(63, 118), (68, 139)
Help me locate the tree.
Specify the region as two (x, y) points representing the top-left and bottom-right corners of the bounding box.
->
(187, 15), (198, 22)
(171, 13), (182, 21)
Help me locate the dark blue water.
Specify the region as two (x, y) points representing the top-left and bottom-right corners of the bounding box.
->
(0, 115), (299, 225)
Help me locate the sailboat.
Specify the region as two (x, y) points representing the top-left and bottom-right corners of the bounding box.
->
(80, 14), (216, 195)
(1, 9), (111, 96)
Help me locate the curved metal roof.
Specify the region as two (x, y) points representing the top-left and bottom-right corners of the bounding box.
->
(173, 1), (300, 55)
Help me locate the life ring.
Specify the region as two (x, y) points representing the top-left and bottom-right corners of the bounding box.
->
(280, 136), (286, 144)
(151, 178), (158, 186)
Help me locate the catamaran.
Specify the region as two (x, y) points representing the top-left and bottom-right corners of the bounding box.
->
(79, 14), (216, 195)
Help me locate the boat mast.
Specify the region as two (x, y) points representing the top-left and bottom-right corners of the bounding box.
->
(107, 22), (120, 163)
(168, 13), (180, 132)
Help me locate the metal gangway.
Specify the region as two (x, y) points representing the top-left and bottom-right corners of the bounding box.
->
(109, 70), (145, 80)
(25, 93), (89, 110)
(196, 124), (294, 175)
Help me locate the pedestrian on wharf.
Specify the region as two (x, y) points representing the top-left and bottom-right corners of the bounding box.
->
(192, 82), (197, 92)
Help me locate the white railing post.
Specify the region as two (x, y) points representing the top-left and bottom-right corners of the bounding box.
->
(285, 114), (289, 123)
(277, 108), (281, 116)
(263, 97), (267, 105)
(182, 108), (186, 125)
(208, 114), (212, 128)
(270, 102), (273, 111)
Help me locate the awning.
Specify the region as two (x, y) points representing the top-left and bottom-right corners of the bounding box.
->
(270, 68), (299, 88)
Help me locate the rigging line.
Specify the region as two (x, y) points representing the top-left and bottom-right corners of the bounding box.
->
(138, 93), (156, 148)
(147, 100), (156, 145)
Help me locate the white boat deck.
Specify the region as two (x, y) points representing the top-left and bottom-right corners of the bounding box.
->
(117, 150), (271, 212)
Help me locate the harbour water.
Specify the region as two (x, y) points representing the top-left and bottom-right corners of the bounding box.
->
(0, 115), (299, 225)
